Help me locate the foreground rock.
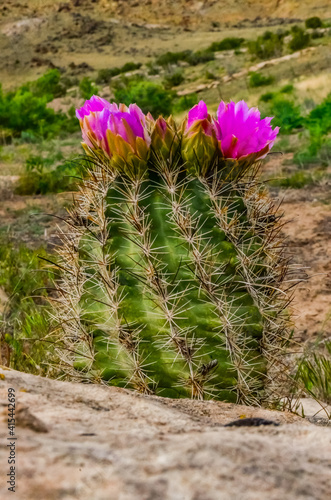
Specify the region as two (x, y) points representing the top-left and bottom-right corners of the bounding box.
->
(0, 368), (330, 500)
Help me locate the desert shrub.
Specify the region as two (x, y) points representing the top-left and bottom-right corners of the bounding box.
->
(303, 94), (331, 155)
(305, 17), (323, 29)
(96, 68), (117, 84)
(186, 50), (215, 65)
(79, 77), (99, 99)
(270, 171), (315, 189)
(20, 131), (40, 143)
(16, 154), (82, 195)
(28, 69), (67, 101)
(305, 93), (331, 136)
(155, 50), (213, 67)
(248, 31), (284, 59)
(113, 80), (173, 116)
(0, 241), (54, 375)
(259, 92), (275, 102)
(269, 97), (303, 133)
(318, 139), (331, 166)
(297, 341), (331, 404)
(293, 148), (322, 167)
(155, 50), (192, 67)
(146, 63), (159, 76)
(206, 37), (244, 52)
(288, 27), (310, 52)
(60, 76), (79, 89)
(294, 139), (331, 168)
(121, 62), (142, 73)
(163, 70), (185, 88)
(280, 84), (294, 94)
(294, 95), (331, 165)
(0, 74), (78, 138)
(173, 93), (198, 113)
(249, 72), (274, 87)
(96, 62), (142, 84)
(0, 89), (66, 137)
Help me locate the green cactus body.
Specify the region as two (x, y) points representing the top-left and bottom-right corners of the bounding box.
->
(53, 116), (293, 406)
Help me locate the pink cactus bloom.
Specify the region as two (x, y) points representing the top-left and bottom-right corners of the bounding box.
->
(76, 96), (150, 155)
(214, 100), (279, 160)
(187, 100), (213, 136)
(187, 101), (208, 128)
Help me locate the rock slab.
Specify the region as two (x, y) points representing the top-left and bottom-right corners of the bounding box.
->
(0, 367), (330, 500)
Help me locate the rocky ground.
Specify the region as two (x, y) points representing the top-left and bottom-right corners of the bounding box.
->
(0, 367), (330, 500)
(1, 0), (330, 91)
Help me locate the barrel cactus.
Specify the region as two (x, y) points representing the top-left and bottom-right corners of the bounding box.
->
(53, 96), (294, 406)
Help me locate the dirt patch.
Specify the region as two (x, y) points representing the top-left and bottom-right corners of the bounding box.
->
(282, 200), (331, 341)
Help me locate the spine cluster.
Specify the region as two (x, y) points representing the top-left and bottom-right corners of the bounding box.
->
(51, 98), (299, 407)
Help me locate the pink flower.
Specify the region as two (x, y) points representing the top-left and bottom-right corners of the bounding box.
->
(214, 100), (279, 160)
(76, 96), (150, 158)
(186, 100), (213, 136)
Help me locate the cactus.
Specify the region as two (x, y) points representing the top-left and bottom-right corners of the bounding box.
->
(52, 98), (295, 406)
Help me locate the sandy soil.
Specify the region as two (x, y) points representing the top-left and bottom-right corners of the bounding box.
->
(282, 197), (331, 341)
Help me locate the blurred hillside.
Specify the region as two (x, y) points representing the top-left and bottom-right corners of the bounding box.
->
(1, 0), (331, 87)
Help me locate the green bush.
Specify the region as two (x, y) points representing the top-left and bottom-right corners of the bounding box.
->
(305, 17), (323, 29)
(259, 92), (275, 102)
(0, 241), (55, 376)
(248, 31), (284, 59)
(206, 37), (244, 52)
(293, 148), (321, 167)
(113, 80), (173, 117)
(297, 341), (331, 404)
(269, 97), (303, 133)
(79, 77), (99, 99)
(288, 27), (310, 52)
(163, 70), (185, 89)
(294, 94), (331, 165)
(0, 75), (77, 138)
(249, 72), (274, 87)
(270, 171), (315, 189)
(96, 62), (142, 84)
(305, 93), (331, 136)
(155, 50), (192, 66)
(146, 63), (160, 76)
(16, 154), (83, 195)
(96, 68), (117, 84)
(0, 88), (65, 137)
(121, 62), (142, 73)
(186, 50), (215, 65)
(155, 50), (214, 67)
(28, 69), (67, 101)
(173, 93), (198, 113)
(280, 84), (294, 94)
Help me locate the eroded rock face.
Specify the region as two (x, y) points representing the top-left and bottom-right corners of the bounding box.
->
(0, 367), (330, 500)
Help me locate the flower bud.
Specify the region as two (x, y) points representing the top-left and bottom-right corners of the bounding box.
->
(150, 116), (179, 161)
(181, 101), (217, 177)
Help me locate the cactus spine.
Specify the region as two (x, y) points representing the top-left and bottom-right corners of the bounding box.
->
(52, 100), (295, 406)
